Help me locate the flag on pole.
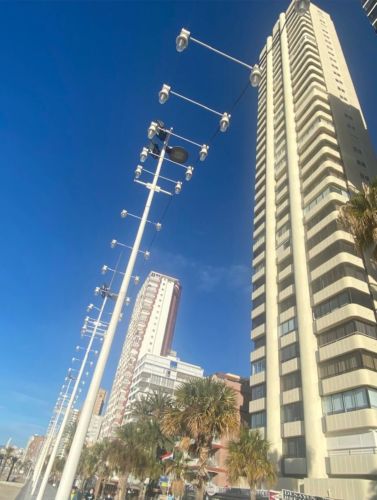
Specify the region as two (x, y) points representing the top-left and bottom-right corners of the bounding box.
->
(161, 451), (174, 461)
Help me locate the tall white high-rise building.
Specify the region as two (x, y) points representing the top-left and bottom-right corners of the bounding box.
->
(250, 2), (377, 498)
(101, 271), (181, 438)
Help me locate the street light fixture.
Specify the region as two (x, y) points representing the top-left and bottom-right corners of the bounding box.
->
(135, 165), (143, 179)
(249, 64), (262, 87)
(147, 121), (158, 139)
(140, 147), (149, 163)
(158, 84), (171, 104)
(175, 181), (182, 195)
(199, 144), (209, 161)
(176, 28), (190, 52)
(219, 112), (231, 132)
(185, 166), (194, 181)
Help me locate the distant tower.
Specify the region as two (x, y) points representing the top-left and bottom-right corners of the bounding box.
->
(101, 271), (181, 437)
(92, 388), (106, 416)
(361, 0), (377, 32)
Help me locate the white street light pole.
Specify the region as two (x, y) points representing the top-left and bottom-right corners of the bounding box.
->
(35, 296), (109, 500)
(56, 132), (171, 500)
(31, 378), (73, 494)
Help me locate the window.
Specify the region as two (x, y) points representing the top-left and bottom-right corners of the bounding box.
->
(251, 358), (266, 375)
(251, 411), (266, 428)
(311, 263), (366, 294)
(279, 317), (297, 337)
(253, 336), (266, 350)
(313, 289), (374, 320)
(283, 402), (304, 422)
(307, 220), (340, 250)
(278, 274), (294, 293)
(305, 203), (340, 231)
(251, 384), (266, 400)
(283, 437), (306, 458)
(322, 387), (370, 415)
(253, 243), (265, 259)
(279, 295), (296, 314)
(304, 185), (348, 214)
(253, 293), (265, 310)
(318, 319), (377, 346)
(281, 342), (300, 363)
(357, 160), (366, 167)
(252, 313), (266, 329)
(253, 276), (265, 292)
(353, 146), (362, 154)
(309, 240), (357, 272)
(319, 350), (377, 379)
(282, 371), (301, 391)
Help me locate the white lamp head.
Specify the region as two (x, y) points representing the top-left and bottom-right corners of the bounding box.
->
(294, 0), (310, 15)
(110, 239), (117, 249)
(199, 144), (209, 162)
(120, 209), (128, 218)
(250, 65), (262, 87)
(175, 181), (182, 195)
(135, 165), (143, 179)
(159, 84), (171, 104)
(219, 112), (231, 133)
(140, 146), (149, 163)
(87, 303), (94, 312)
(185, 166), (193, 181)
(176, 28), (190, 52)
(125, 297), (131, 306)
(147, 121), (158, 140)
(155, 222), (162, 232)
(144, 250), (150, 260)
(94, 286), (101, 296)
(134, 276), (140, 285)
(101, 265), (108, 275)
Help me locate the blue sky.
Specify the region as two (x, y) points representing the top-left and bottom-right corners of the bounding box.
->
(0, 0), (376, 447)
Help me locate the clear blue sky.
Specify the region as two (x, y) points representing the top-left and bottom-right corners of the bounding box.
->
(0, 0), (376, 447)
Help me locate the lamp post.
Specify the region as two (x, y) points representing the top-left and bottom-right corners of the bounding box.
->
(34, 292), (111, 500)
(31, 377), (73, 494)
(55, 129), (177, 500)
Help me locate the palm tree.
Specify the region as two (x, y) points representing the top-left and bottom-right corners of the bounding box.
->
(226, 427), (276, 500)
(338, 179), (377, 259)
(131, 391), (173, 422)
(162, 377), (239, 500)
(164, 451), (191, 500)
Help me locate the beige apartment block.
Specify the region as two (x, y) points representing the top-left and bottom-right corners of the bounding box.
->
(250, 2), (377, 499)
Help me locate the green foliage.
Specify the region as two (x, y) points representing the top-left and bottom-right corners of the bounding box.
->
(162, 377), (239, 489)
(339, 178), (377, 259)
(226, 427), (276, 493)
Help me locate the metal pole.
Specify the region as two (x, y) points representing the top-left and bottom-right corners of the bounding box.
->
(35, 297), (109, 500)
(31, 379), (73, 494)
(56, 133), (170, 500)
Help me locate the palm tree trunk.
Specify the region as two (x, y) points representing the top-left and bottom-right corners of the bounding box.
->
(195, 483), (204, 500)
(117, 472), (129, 500)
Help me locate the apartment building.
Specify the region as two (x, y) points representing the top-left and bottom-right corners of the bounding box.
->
(361, 0), (377, 32)
(101, 271), (181, 438)
(250, 2), (377, 498)
(125, 351), (204, 419)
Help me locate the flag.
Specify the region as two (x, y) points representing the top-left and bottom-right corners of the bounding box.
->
(161, 451), (174, 461)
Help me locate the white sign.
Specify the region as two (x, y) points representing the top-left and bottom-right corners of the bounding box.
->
(206, 484), (219, 496)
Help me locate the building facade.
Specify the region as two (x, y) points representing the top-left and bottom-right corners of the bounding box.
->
(23, 435), (45, 465)
(250, 2), (377, 498)
(125, 352), (204, 418)
(56, 408), (79, 459)
(93, 388), (106, 417)
(101, 272), (181, 438)
(361, 0), (377, 32)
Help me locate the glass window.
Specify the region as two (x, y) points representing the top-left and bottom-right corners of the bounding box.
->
(251, 384), (266, 400)
(281, 342), (300, 363)
(282, 371), (301, 391)
(322, 387), (369, 415)
(283, 402), (304, 422)
(251, 358), (266, 375)
(279, 317), (297, 336)
(251, 411), (266, 428)
(283, 437), (306, 458)
(368, 388), (377, 408)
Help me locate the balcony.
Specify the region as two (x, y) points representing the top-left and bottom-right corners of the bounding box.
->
(249, 397), (266, 414)
(319, 334), (377, 363)
(315, 303), (376, 333)
(283, 421), (305, 438)
(310, 253), (364, 282)
(325, 408), (377, 434)
(321, 369), (377, 396)
(250, 371), (265, 386)
(251, 324), (266, 340)
(313, 276), (370, 308)
(308, 229), (353, 260)
(283, 458), (307, 475)
(251, 303), (265, 320)
(251, 345), (265, 361)
(279, 284), (295, 302)
(328, 451), (377, 476)
(281, 357), (300, 376)
(282, 387), (302, 405)
(278, 263), (293, 282)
